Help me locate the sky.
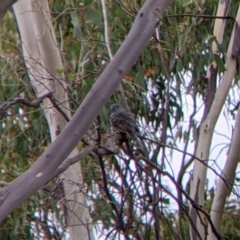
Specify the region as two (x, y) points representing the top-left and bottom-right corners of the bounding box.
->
(164, 85), (240, 211)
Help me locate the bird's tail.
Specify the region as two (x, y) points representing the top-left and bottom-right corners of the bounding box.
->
(130, 132), (148, 157)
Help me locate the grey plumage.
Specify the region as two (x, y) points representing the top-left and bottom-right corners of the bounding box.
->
(110, 104), (147, 155)
(110, 104), (139, 137)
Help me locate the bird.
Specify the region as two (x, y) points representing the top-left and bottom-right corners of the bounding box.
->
(110, 104), (139, 136)
(110, 104), (147, 155)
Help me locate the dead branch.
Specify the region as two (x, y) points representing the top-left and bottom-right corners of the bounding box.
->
(0, 92), (53, 116)
(0, 92), (70, 122)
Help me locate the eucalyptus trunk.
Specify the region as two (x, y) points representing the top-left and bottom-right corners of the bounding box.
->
(13, 1), (93, 239)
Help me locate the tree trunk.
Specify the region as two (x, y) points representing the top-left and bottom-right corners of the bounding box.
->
(207, 5), (240, 240)
(13, 1), (93, 239)
(189, 1), (237, 239)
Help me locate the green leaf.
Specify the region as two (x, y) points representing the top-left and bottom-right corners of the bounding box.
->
(56, 68), (65, 74)
(135, 65), (145, 88)
(70, 13), (83, 40)
(86, 9), (102, 28)
(68, 72), (75, 82)
(214, 54), (226, 72)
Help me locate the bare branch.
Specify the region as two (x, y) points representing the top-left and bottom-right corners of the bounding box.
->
(0, 0), (174, 222)
(0, 92), (53, 116)
(165, 14), (236, 23)
(53, 145), (95, 177)
(0, 91), (70, 122)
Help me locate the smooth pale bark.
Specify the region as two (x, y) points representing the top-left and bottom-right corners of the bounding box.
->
(13, 1), (93, 239)
(189, 1), (237, 239)
(207, 6), (240, 240)
(0, 0), (174, 224)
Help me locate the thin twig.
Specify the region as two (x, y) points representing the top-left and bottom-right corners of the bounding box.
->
(165, 14), (236, 23)
(100, 0), (129, 110)
(53, 145), (95, 177)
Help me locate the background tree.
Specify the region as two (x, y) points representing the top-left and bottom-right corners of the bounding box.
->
(1, 0), (240, 239)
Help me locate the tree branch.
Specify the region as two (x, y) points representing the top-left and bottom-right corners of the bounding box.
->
(0, 0), (174, 222)
(0, 92), (70, 122)
(0, 92), (52, 116)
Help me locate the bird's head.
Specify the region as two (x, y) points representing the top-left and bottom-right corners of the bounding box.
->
(110, 104), (121, 113)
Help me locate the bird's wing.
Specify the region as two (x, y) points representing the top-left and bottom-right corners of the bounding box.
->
(111, 109), (136, 132)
